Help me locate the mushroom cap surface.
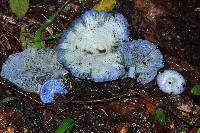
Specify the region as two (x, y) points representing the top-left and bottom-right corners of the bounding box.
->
(156, 70), (186, 94)
(56, 10), (128, 82)
(40, 80), (67, 103)
(119, 39), (164, 84)
(1, 48), (68, 93)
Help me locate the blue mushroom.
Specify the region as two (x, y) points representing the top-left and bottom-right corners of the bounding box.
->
(40, 80), (67, 103)
(56, 10), (128, 82)
(119, 39), (164, 84)
(0, 48), (68, 93)
(156, 70), (186, 94)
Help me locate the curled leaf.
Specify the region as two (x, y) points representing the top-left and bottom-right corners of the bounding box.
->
(0, 97), (18, 105)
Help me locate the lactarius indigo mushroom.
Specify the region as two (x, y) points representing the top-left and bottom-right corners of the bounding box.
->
(156, 70), (186, 94)
(56, 10), (129, 82)
(119, 39), (164, 84)
(0, 48), (68, 93)
(40, 80), (67, 103)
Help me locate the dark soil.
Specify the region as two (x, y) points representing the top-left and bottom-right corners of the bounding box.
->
(0, 0), (200, 132)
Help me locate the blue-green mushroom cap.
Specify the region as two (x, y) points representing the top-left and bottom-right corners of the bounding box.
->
(56, 10), (129, 82)
(0, 48), (68, 93)
(119, 39), (164, 84)
(40, 80), (67, 103)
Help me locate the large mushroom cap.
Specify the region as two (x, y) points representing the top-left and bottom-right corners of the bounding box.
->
(59, 10), (129, 54)
(1, 48), (68, 93)
(56, 10), (129, 82)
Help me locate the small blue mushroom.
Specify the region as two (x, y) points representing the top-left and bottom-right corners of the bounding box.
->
(119, 39), (164, 84)
(156, 70), (186, 94)
(40, 80), (67, 104)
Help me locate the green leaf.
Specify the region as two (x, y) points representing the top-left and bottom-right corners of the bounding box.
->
(191, 85), (200, 96)
(33, 2), (69, 48)
(155, 108), (166, 124)
(20, 25), (34, 48)
(0, 97), (18, 105)
(9, 0), (29, 19)
(197, 128), (200, 133)
(55, 117), (75, 133)
(93, 0), (117, 11)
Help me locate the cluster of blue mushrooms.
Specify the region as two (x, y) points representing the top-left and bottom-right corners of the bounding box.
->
(57, 10), (164, 84)
(56, 10), (128, 82)
(1, 48), (68, 94)
(0, 10), (186, 104)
